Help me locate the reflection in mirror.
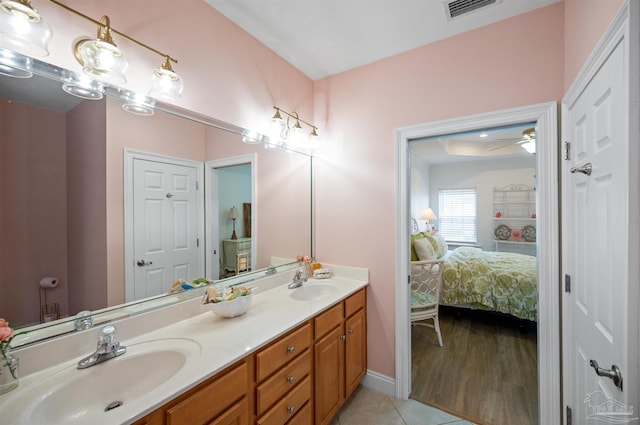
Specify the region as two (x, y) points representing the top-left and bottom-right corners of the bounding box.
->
(0, 52), (313, 347)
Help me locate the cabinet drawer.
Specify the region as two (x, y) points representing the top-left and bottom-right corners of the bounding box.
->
(345, 288), (365, 317)
(256, 323), (311, 382)
(256, 349), (311, 416)
(166, 361), (247, 425)
(314, 303), (344, 339)
(286, 401), (312, 425)
(257, 376), (311, 425)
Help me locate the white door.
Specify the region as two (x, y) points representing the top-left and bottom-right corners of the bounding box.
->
(562, 39), (638, 423)
(132, 158), (200, 300)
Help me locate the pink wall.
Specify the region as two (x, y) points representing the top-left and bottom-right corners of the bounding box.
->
(0, 100), (68, 326)
(563, 0), (626, 90)
(312, 4), (565, 378)
(66, 99), (108, 315)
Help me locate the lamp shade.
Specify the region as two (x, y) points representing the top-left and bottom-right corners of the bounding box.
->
(0, 0), (52, 57)
(229, 206), (239, 220)
(420, 208), (437, 221)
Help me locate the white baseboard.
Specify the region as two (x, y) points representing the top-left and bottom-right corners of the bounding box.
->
(360, 369), (397, 398)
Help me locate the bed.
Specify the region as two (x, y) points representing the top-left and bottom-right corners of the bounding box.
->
(411, 230), (537, 322)
(440, 247), (538, 322)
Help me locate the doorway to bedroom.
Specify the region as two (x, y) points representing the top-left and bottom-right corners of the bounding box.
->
(408, 123), (538, 425)
(395, 102), (560, 425)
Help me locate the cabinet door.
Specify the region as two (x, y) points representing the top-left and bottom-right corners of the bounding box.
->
(344, 308), (366, 398)
(314, 325), (344, 425)
(207, 398), (248, 425)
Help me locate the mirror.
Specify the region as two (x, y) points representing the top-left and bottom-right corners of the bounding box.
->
(0, 52), (313, 346)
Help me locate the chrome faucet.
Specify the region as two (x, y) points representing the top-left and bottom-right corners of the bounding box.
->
(288, 268), (308, 289)
(77, 325), (126, 369)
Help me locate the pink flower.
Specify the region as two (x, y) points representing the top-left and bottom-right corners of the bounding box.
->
(0, 326), (13, 342)
(303, 256), (312, 264)
(0, 318), (8, 328)
(296, 255), (304, 262)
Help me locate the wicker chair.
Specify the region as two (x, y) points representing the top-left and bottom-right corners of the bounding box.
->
(410, 259), (445, 346)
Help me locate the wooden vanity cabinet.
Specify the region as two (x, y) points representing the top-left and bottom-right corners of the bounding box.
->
(314, 288), (367, 425)
(132, 287), (366, 425)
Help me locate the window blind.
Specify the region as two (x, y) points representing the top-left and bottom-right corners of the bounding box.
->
(438, 188), (477, 243)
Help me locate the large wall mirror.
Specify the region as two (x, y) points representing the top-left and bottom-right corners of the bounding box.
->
(0, 52), (313, 347)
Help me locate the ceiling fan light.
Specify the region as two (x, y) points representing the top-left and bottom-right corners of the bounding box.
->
(0, 0), (51, 57)
(521, 140), (536, 154)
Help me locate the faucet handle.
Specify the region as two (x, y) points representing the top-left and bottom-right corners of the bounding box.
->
(98, 325), (117, 346)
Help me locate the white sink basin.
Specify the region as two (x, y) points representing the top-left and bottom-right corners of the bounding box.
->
(290, 283), (338, 301)
(7, 338), (201, 424)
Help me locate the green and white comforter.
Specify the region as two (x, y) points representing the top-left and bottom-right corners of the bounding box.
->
(441, 247), (538, 321)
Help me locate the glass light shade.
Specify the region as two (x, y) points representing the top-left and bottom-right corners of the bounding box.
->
(242, 130), (263, 145)
(76, 39), (128, 85)
(0, 0), (51, 57)
(148, 66), (183, 102)
(62, 73), (104, 100)
(0, 47), (31, 77)
(121, 92), (156, 116)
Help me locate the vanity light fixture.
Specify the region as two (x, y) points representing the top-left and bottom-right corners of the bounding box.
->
(148, 56), (184, 102)
(271, 106), (319, 149)
(74, 15), (128, 85)
(0, 0), (185, 102)
(0, 0), (52, 57)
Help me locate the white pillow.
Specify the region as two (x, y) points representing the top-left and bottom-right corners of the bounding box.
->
(413, 237), (437, 260)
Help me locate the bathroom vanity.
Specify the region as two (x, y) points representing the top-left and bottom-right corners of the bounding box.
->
(0, 266), (368, 425)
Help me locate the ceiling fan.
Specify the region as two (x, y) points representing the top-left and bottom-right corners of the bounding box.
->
(489, 127), (536, 153)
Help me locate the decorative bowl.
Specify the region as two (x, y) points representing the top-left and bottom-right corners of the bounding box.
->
(201, 293), (253, 318)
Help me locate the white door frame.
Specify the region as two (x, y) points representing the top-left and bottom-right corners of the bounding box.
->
(395, 102), (560, 424)
(205, 154), (257, 279)
(124, 149), (205, 302)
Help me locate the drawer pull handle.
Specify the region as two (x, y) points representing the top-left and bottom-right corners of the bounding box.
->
(287, 376), (295, 384)
(288, 406), (296, 415)
(348, 328), (354, 334)
(287, 346), (295, 353)
(340, 335), (346, 341)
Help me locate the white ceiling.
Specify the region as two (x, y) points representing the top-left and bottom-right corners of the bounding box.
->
(410, 123), (536, 164)
(205, 0), (561, 80)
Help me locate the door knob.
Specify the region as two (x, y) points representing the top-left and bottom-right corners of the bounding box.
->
(136, 260), (153, 266)
(590, 359), (623, 391)
(570, 163), (592, 176)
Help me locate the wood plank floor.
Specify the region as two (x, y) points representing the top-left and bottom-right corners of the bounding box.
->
(410, 306), (538, 425)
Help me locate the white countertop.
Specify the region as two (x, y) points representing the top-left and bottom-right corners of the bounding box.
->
(0, 266), (368, 425)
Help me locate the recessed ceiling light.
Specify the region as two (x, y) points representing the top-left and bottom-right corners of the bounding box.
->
(479, 133), (488, 138)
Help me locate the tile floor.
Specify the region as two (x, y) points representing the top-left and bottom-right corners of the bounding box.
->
(329, 385), (476, 425)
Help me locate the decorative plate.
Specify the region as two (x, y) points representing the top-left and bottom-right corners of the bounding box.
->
(522, 225), (536, 242)
(495, 224), (511, 240)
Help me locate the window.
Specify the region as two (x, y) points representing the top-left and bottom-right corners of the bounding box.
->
(438, 188), (477, 244)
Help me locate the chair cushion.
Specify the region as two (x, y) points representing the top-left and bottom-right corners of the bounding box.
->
(411, 290), (435, 306)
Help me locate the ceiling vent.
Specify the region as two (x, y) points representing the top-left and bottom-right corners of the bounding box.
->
(446, 0), (499, 20)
